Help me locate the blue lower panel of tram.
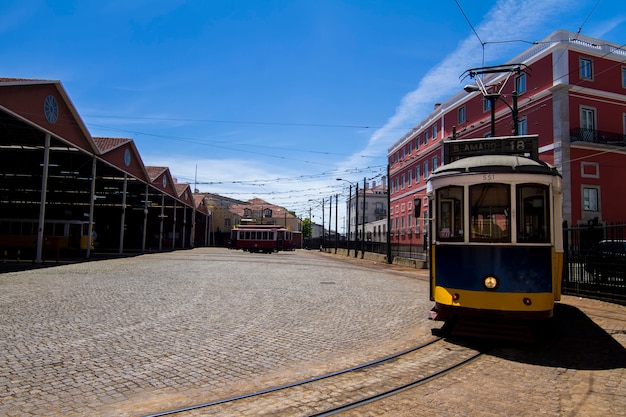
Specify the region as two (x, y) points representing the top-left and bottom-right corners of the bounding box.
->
(434, 245), (552, 293)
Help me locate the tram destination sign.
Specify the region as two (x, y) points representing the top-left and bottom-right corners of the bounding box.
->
(443, 135), (539, 163)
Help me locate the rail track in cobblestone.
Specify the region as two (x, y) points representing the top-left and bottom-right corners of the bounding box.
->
(142, 337), (486, 417)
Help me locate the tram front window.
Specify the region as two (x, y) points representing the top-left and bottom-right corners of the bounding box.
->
(517, 184), (550, 243)
(470, 183), (511, 242)
(436, 186), (464, 241)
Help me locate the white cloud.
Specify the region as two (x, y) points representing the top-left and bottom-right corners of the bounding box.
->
(340, 0), (571, 173)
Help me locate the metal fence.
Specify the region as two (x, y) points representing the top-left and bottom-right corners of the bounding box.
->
(314, 221), (626, 306)
(562, 221), (626, 305)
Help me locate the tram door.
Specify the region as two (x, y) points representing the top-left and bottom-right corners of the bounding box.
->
(68, 223), (82, 249)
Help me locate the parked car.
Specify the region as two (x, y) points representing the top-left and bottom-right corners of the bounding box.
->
(585, 240), (626, 281)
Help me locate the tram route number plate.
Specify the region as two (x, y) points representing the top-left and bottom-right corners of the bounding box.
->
(443, 135), (539, 163)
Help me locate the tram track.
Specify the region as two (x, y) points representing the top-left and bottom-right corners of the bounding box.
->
(142, 337), (486, 417)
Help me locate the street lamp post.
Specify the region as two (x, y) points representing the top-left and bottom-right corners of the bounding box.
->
(336, 178), (359, 258)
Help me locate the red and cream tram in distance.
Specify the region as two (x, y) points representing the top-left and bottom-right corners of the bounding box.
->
(230, 224), (295, 253)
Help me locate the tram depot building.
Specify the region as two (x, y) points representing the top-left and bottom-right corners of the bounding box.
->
(0, 78), (213, 263)
(388, 30), (626, 251)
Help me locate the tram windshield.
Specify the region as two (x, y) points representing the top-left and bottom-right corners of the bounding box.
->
(436, 186), (464, 241)
(470, 183), (510, 242)
(517, 184), (550, 243)
(434, 182), (551, 244)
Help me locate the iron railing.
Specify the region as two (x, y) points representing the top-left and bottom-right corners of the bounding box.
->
(570, 128), (626, 147)
(562, 221), (625, 305)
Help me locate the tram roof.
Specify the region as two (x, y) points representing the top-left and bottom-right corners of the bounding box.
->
(431, 155), (560, 177)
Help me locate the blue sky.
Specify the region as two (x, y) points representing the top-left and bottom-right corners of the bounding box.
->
(2, 0), (625, 222)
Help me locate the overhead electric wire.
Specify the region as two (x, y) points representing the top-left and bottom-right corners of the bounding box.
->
(87, 122), (379, 165)
(83, 114), (413, 131)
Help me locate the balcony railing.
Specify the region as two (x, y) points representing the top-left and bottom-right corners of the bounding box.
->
(571, 128), (626, 147)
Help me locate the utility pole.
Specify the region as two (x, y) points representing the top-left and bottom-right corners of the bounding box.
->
(361, 176), (366, 259)
(335, 194), (338, 254)
(386, 165), (392, 264)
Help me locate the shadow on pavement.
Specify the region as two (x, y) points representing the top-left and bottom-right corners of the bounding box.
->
(481, 303), (626, 370)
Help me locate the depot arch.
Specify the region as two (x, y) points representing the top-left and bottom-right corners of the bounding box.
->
(0, 78), (210, 262)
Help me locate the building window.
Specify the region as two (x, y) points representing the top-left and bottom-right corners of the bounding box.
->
(402, 147), (406, 160)
(483, 98), (492, 112)
(581, 107), (596, 131)
(458, 106), (466, 123)
(416, 166), (421, 183)
(432, 124), (438, 139)
(433, 156), (438, 171)
(408, 170), (412, 186)
(580, 57), (593, 80)
(424, 130), (429, 146)
(416, 137), (420, 150)
(408, 142), (413, 154)
(583, 187), (599, 211)
(580, 106), (596, 145)
(518, 116), (528, 136)
(515, 73), (527, 94)
(401, 174), (406, 190)
(622, 67), (626, 88)
(424, 160), (429, 180)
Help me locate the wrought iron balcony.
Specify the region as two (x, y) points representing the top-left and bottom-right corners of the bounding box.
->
(570, 128), (626, 147)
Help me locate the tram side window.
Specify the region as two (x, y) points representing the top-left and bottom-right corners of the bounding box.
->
(436, 186), (464, 241)
(517, 184), (550, 243)
(470, 183), (511, 242)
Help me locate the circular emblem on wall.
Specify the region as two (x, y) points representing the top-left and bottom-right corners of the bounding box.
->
(124, 149), (131, 167)
(44, 95), (58, 124)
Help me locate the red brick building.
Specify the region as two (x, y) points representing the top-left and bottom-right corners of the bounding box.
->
(388, 30), (626, 251)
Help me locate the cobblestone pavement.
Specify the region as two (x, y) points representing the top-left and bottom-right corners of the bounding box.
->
(0, 248), (624, 416)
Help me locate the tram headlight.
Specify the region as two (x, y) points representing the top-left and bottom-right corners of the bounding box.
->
(483, 276), (498, 290)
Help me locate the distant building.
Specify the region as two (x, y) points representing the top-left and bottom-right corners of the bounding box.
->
(229, 198), (302, 232)
(342, 178), (388, 242)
